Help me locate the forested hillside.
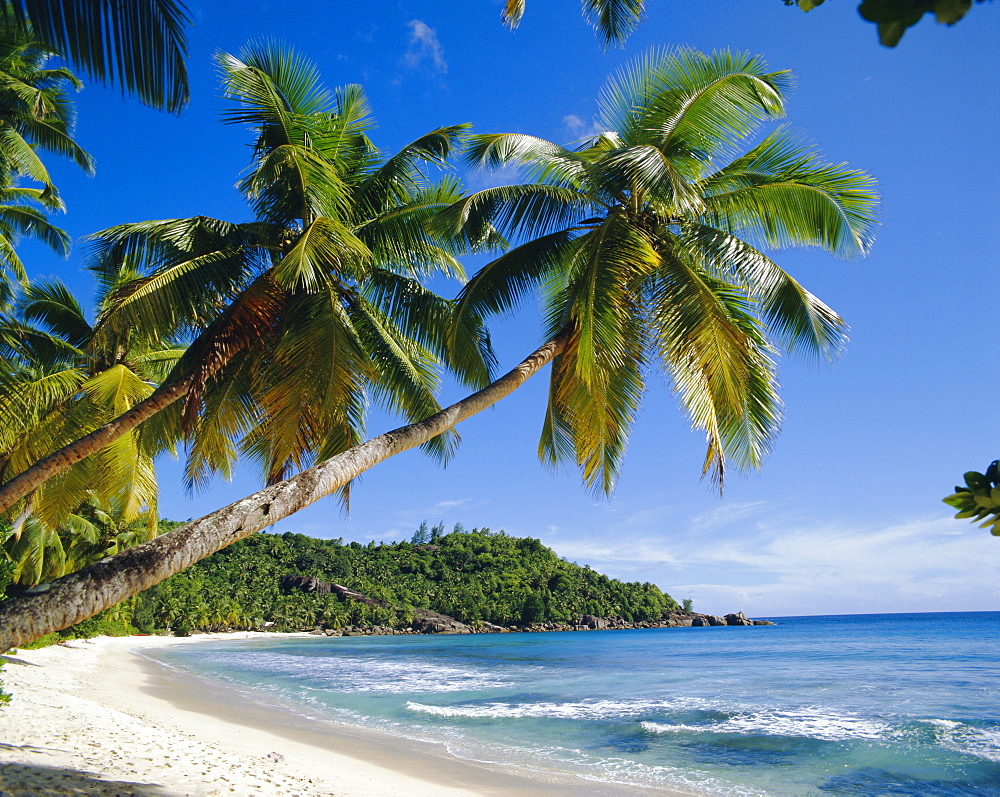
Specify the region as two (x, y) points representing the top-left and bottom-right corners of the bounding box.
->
(123, 524), (678, 634)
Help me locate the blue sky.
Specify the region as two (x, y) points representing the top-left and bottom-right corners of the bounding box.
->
(21, 2), (999, 616)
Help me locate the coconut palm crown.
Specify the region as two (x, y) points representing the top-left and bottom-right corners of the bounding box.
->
(503, 0), (645, 46)
(441, 48), (878, 491)
(84, 42), (492, 492)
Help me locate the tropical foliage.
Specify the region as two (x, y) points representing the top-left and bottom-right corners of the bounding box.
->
(0, 274), (180, 530)
(3, 496), (160, 588)
(0, 47), (879, 651)
(122, 525), (679, 634)
(0, 18), (91, 298)
(443, 47), (877, 491)
(0, 41), (490, 513)
(0, 0), (190, 111)
(943, 460), (1000, 536)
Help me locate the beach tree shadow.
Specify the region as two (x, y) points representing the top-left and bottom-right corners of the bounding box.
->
(0, 762), (170, 795)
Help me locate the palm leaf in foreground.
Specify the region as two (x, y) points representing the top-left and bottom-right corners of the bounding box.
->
(451, 47), (876, 491)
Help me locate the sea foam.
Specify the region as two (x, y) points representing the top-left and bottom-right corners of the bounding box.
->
(641, 707), (891, 742)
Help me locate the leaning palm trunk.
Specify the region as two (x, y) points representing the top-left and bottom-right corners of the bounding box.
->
(0, 334), (568, 650)
(0, 374), (195, 516)
(0, 284), (263, 515)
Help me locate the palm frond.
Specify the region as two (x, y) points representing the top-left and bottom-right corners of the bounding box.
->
(350, 294), (455, 462)
(600, 48), (790, 163)
(3, 0), (191, 112)
(270, 216), (370, 291)
(701, 129), (879, 257)
(452, 229), (580, 341)
(18, 277), (92, 346)
(680, 223), (848, 359)
(581, 0), (645, 47)
(435, 183), (591, 246)
(465, 133), (587, 188)
(648, 251), (782, 489)
(363, 269), (496, 389)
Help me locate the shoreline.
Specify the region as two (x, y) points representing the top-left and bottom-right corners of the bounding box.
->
(0, 633), (685, 796)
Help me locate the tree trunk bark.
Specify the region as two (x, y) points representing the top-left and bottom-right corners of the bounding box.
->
(0, 375), (195, 516)
(0, 334), (568, 650)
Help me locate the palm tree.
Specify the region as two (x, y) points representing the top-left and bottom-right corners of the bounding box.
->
(3, 492), (157, 589)
(0, 47), (878, 649)
(0, 0), (190, 112)
(0, 21), (93, 298)
(501, 0), (984, 48)
(441, 47), (877, 490)
(0, 42), (491, 513)
(0, 273), (178, 532)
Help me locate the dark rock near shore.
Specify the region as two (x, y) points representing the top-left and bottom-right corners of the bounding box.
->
(725, 612), (753, 626)
(412, 611), (472, 634)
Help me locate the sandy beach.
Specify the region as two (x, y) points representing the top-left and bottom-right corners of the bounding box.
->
(0, 634), (616, 796)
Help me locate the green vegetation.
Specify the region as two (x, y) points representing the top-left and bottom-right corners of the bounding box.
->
(447, 47), (876, 492)
(943, 460), (1000, 536)
(0, 0), (190, 112)
(123, 525), (679, 633)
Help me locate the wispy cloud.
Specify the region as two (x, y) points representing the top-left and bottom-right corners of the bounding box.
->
(691, 501), (768, 530)
(390, 497), (486, 528)
(405, 20), (447, 73)
(561, 113), (606, 141)
(562, 114), (587, 133)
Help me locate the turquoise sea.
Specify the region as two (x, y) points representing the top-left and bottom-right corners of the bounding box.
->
(148, 612), (1000, 795)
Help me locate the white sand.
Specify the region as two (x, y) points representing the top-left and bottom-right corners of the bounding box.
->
(0, 633), (594, 796)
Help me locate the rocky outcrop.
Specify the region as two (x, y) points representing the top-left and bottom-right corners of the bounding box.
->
(282, 575), (472, 634)
(279, 575), (332, 595)
(725, 612), (753, 626)
(412, 612), (472, 634)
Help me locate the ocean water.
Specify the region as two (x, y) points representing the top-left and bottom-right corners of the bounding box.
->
(148, 612), (1000, 795)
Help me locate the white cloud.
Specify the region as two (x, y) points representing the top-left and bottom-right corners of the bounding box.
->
(544, 505), (1000, 617)
(434, 499), (471, 510)
(560, 113), (608, 140)
(691, 500), (768, 530)
(405, 20), (447, 73)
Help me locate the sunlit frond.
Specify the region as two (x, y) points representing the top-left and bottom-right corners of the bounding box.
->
(680, 223), (847, 359)
(701, 129), (879, 257)
(465, 133), (587, 188)
(270, 216), (370, 291)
